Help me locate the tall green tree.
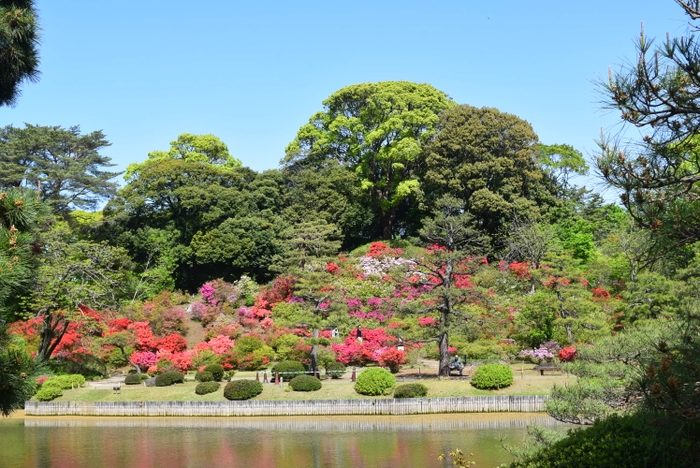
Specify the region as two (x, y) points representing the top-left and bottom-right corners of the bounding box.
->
(105, 159), (284, 291)
(280, 160), (376, 249)
(422, 105), (555, 242)
(0, 124), (120, 216)
(284, 81), (454, 239)
(124, 133), (241, 181)
(0, 0), (40, 107)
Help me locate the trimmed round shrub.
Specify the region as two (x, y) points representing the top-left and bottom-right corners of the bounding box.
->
(325, 361), (346, 379)
(470, 363), (514, 390)
(195, 381), (221, 395)
(203, 364), (225, 381)
(354, 368), (396, 396)
(35, 385), (63, 401)
(124, 373), (146, 385)
(195, 370), (214, 382)
(223, 379), (263, 400)
(289, 374), (322, 392)
(394, 383), (428, 399)
(271, 360), (306, 379)
(155, 370), (185, 387)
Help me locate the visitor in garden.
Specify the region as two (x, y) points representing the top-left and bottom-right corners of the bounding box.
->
(356, 326), (362, 343)
(449, 355), (464, 375)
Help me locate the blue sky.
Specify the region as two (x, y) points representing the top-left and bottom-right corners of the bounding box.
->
(0, 1), (691, 198)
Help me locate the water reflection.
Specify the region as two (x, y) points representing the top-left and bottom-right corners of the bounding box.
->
(1, 414), (569, 468)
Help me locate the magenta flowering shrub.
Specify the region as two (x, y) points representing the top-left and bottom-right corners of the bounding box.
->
(131, 351), (158, 368)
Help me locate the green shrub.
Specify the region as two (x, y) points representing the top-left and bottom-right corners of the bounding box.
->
(46, 374), (86, 389)
(289, 375), (322, 392)
(155, 370), (185, 387)
(203, 364), (225, 381)
(223, 380), (263, 400)
(470, 363), (514, 390)
(509, 414), (700, 468)
(271, 360), (306, 378)
(195, 370), (214, 382)
(35, 385), (63, 401)
(354, 368), (396, 396)
(394, 383), (428, 398)
(124, 373), (147, 385)
(223, 370), (236, 381)
(195, 381), (221, 395)
(325, 361), (347, 379)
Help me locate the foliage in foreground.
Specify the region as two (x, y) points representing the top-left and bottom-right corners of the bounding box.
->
(507, 414), (700, 468)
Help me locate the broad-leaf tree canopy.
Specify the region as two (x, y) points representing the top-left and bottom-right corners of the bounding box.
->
(284, 81), (454, 239)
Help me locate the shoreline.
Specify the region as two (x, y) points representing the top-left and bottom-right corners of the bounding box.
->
(24, 395), (549, 417)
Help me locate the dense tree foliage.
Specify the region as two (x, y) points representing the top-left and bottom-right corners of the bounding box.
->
(284, 81), (454, 239)
(422, 105), (555, 243)
(0, 124), (120, 216)
(0, 0), (40, 107)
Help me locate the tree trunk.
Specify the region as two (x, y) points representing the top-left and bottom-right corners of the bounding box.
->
(310, 328), (319, 375)
(37, 313), (69, 362)
(438, 331), (450, 377)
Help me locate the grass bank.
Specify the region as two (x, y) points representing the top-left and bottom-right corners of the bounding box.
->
(53, 365), (569, 403)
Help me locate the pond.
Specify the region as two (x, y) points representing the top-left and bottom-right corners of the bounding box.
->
(0, 413), (569, 468)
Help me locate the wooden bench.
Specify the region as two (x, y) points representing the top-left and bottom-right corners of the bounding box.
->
(532, 364), (561, 375)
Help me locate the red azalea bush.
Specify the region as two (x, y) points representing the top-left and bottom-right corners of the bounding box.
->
(376, 347), (407, 373)
(154, 333), (188, 353)
(558, 346), (576, 362)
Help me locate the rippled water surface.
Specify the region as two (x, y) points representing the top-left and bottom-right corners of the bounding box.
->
(0, 413), (568, 468)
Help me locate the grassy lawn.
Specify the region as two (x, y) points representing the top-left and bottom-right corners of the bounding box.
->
(53, 365), (570, 403)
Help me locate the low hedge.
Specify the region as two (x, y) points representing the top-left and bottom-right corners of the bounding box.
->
(124, 373), (148, 385)
(155, 370), (185, 387)
(195, 381), (221, 395)
(195, 370), (214, 382)
(35, 385), (63, 402)
(45, 374), (86, 389)
(223, 379), (263, 400)
(470, 363), (514, 390)
(288, 374), (322, 392)
(325, 361), (347, 379)
(394, 382), (428, 398)
(270, 360), (306, 378)
(354, 368), (396, 396)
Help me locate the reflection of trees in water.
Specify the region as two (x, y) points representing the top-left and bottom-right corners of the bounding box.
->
(25, 414), (565, 431)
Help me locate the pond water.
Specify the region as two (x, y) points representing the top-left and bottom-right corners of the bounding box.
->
(0, 413), (569, 468)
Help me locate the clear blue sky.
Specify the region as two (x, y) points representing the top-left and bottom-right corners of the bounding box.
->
(0, 1), (691, 198)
